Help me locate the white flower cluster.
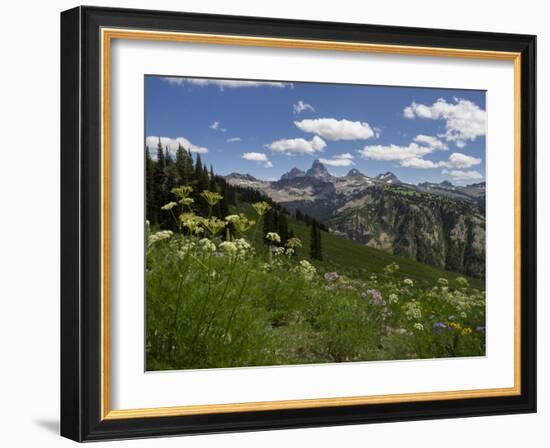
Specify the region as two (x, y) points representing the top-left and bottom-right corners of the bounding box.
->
(403, 300), (422, 320)
(219, 241), (238, 255)
(403, 278), (414, 287)
(218, 238), (253, 259)
(265, 232), (281, 243)
(296, 260), (316, 280)
(148, 230), (173, 246)
(388, 293), (399, 304)
(198, 238), (216, 253)
(234, 238), (253, 258)
(177, 240), (196, 258)
(413, 322), (424, 331)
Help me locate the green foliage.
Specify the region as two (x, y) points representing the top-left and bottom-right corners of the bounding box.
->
(146, 188), (486, 371)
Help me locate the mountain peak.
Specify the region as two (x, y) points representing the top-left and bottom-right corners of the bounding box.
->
(306, 159), (332, 180)
(346, 168), (365, 177)
(225, 172), (258, 182)
(375, 171), (401, 184)
(280, 167), (306, 181)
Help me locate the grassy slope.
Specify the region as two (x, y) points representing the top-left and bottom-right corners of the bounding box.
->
(237, 202), (485, 290)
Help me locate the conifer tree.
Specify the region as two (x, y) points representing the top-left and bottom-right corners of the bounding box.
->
(145, 146), (156, 223)
(310, 221), (323, 261)
(153, 138), (167, 225)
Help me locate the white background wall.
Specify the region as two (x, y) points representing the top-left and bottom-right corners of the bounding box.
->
(0, 0), (546, 446)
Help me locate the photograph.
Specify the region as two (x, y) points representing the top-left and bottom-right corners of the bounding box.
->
(144, 76), (487, 371)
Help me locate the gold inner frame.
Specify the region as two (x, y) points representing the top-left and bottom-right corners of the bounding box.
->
(100, 27), (522, 420)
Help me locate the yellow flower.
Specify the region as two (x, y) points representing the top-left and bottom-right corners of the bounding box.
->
(201, 191), (223, 207)
(460, 327), (473, 336)
(179, 213), (204, 234)
(448, 322), (462, 331)
(204, 217), (226, 236)
(225, 213), (255, 233)
(252, 201), (271, 216)
(172, 185), (193, 198)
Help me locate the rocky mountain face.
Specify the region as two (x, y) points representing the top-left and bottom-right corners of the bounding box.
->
(225, 160), (486, 278)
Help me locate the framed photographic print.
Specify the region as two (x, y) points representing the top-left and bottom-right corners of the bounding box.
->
(60, 6), (536, 442)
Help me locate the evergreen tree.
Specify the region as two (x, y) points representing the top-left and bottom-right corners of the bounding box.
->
(310, 221), (323, 261)
(174, 144), (194, 186)
(145, 146), (156, 223)
(153, 138), (167, 226)
(278, 212), (289, 244)
(209, 165), (216, 191)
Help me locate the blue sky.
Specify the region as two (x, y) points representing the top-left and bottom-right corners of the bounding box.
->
(145, 76), (486, 185)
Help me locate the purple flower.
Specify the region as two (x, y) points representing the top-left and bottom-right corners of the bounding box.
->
(366, 289), (385, 305)
(433, 322), (447, 334)
(475, 326), (486, 333)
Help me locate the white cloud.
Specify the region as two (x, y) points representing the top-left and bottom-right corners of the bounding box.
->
(401, 157), (439, 169)
(442, 169), (484, 183)
(145, 136), (208, 155)
(293, 100), (315, 114)
(359, 141), (482, 171)
(226, 137), (242, 142)
(163, 77), (286, 90)
(241, 152), (273, 168)
(439, 152), (481, 169)
(210, 121), (227, 132)
(294, 118), (375, 141)
(267, 135), (326, 155)
(413, 134), (448, 150)
(358, 143), (434, 162)
(403, 98), (486, 147)
(319, 153), (355, 167)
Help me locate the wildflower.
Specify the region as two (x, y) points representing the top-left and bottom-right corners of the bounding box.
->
(161, 201), (178, 211)
(460, 311), (468, 319)
(460, 327), (473, 336)
(203, 217), (226, 236)
(432, 322), (447, 334)
(225, 213), (255, 233)
(297, 260), (316, 280)
(265, 232), (281, 243)
(286, 237), (302, 249)
(179, 197), (194, 206)
(198, 238), (216, 253)
(324, 271), (339, 282)
(437, 278), (449, 287)
(234, 238), (252, 258)
(272, 246), (285, 256)
(366, 289), (385, 306)
(455, 276), (469, 288)
(172, 185), (193, 199)
(147, 230), (173, 246)
(252, 201), (271, 216)
(403, 278), (414, 287)
(179, 213), (205, 234)
(413, 323), (424, 331)
(388, 293), (399, 304)
(224, 214), (240, 223)
(219, 241), (238, 255)
(201, 191), (223, 207)
(448, 322), (462, 331)
(383, 262), (400, 275)
(285, 248), (295, 256)
(403, 300), (422, 320)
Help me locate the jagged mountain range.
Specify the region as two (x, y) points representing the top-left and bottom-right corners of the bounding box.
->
(225, 160), (486, 278)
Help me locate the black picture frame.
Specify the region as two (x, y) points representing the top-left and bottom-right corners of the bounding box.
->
(61, 5), (536, 442)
